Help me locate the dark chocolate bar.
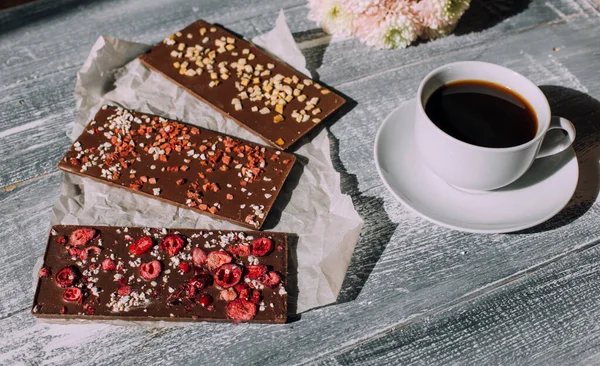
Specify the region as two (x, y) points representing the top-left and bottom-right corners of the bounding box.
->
(58, 106), (295, 229)
(32, 225), (288, 323)
(139, 20), (346, 150)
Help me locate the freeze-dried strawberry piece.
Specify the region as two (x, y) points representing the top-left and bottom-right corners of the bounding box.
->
(79, 246), (102, 261)
(207, 250), (232, 270)
(226, 299), (257, 321)
(59, 306), (68, 314)
(245, 265), (268, 279)
(160, 234), (184, 256)
(129, 236), (154, 255)
(56, 266), (80, 288)
(101, 258), (117, 271)
(260, 271), (281, 288)
(192, 248), (207, 266)
(57, 236), (67, 245)
(139, 260), (162, 280)
(38, 267), (51, 278)
(63, 287), (82, 302)
(198, 294), (213, 307)
(69, 228), (96, 246)
(220, 288), (238, 301)
(251, 237), (273, 257)
(68, 247), (81, 257)
(227, 244), (250, 257)
(118, 285), (132, 296)
(214, 264), (242, 289)
(178, 262), (191, 273)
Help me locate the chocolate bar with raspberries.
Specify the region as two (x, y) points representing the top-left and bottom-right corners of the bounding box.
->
(139, 20), (346, 150)
(32, 225), (288, 323)
(58, 106), (296, 230)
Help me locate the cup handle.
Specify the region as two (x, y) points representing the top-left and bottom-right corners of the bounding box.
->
(536, 116), (576, 159)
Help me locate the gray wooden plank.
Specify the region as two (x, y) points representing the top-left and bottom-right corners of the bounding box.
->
(320, 241), (600, 366)
(1, 1), (600, 365)
(0, 19), (599, 363)
(0, 0), (593, 188)
(0, 172), (61, 318)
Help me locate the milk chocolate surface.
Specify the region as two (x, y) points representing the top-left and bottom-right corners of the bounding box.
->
(58, 106), (295, 229)
(32, 225), (288, 323)
(139, 20), (346, 150)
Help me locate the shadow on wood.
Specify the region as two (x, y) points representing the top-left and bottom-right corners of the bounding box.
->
(0, 0), (93, 35)
(327, 130), (398, 304)
(512, 86), (600, 234)
(454, 0), (532, 36)
(285, 233), (301, 322)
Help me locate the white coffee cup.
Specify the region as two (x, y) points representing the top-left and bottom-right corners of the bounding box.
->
(414, 61), (576, 191)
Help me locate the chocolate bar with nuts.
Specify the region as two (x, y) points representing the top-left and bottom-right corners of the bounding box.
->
(58, 106), (296, 229)
(32, 225), (288, 323)
(139, 20), (346, 150)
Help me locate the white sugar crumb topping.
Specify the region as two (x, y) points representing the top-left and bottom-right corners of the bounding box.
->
(278, 285), (287, 295)
(107, 291), (149, 313)
(153, 188), (161, 196)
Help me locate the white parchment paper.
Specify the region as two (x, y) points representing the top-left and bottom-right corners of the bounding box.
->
(49, 11), (363, 314)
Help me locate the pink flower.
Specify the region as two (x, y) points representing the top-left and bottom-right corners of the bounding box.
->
(352, 0), (421, 49)
(307, 0), (354, 36)
(414, 0), (471, 39)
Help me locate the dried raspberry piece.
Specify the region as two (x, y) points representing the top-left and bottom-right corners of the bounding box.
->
(59, 306), (68, 314)
(178, 262), (191, 273)
(214, 264), (242, 289)
(57, 236), (67, 245)
(38, 267), (51, 278)
(207, 250), (233, 270)
(68, 247), (81, 257)
(129, 236), (154, 255)
(260, 271), (281, 288)
(198, 294), (213, 307)
(160, 234), (184, 256)
(227, 244), (250, 257)
(249, 289), (261, 305)
(220, 288), (238, 301)
(69, 228), (96, 246)
(139, 260), (162, 280)
(192, 248), (208, 266)
(235, 284), (260, 305)
(251, 237), (273, 257)
(245, 265), (268, 279)
(79, 246), (102, 261)
(226, 299), (257, 321)
(117, 278), (129, 287)
(56, 266), (80, 288)
(185, 273), (212, 297)
(63, 287), (82, 302)
(83, 304), (95, 315)
(118, 285), (132, 296)
(101, 258), (117, 271)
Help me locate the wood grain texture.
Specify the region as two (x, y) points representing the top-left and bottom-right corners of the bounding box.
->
(0, 0), (590, 188)
(1, 0), (600, 364)
(319, 241), (600, 365)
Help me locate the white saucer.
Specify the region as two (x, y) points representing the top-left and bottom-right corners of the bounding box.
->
(374, 99), (579, 233)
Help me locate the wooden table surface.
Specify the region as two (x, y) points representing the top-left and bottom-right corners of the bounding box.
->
(1, 0), (600, 364)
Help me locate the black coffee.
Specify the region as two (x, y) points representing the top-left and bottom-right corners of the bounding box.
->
(425, 80), (537, 148)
